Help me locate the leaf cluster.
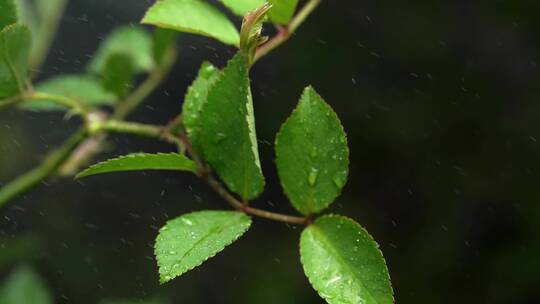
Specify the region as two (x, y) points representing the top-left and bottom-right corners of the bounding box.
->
(0, 1), (395, 303)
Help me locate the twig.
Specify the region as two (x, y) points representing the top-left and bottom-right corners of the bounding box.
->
(176, 126), (309, 225)
(253, 0), (322, 63)
(59, 49), (177, 175)
(205, 174), (309, 225)
(0, 129), (87, 208)
(113, 49), (176, 120)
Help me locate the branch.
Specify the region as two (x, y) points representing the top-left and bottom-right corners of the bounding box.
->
(0, 129), (87, 208)
(253, 0), (322, 63)
(204, 173), (309, 225)
(113, 49), (176, 120)
(59, 48), (177, 175)
(175, 126), (309, 225)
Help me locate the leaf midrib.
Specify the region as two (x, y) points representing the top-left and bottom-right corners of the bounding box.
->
(166, 216), (243, 277)
(309, 225), (380, 304)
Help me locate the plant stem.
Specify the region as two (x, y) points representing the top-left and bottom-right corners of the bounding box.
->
(89, 120), (162, 138)
(30, 92), (89, 115)
(0, 47), (177, 206)
(59, 49), (177, 175)
(0, 95), (24, 111)
(205, 173), (309, 225)
(175, 128), (309, 225)
(0, 129), (87, 208)
(113, 49), (176, 120)
(253, 0), (322, 63)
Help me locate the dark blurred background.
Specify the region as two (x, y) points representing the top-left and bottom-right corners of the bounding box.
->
(1, 0), (540, 303)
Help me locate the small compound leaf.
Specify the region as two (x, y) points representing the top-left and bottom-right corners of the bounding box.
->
(269, 0), (299, 24)
(102, 52), (135, 98)
(76, 153), (197, 179)
(300, 215), (394, 304)
(199, 53), (265, 200)
(221, 0), (266, 16)
(88, 26), (154, 74)
(0, 24), (31, 99)
(152, 28), (177, 65)
(142, 0), (240, 46)
(155, 210), (251, 283)
(182, 61), (221, 153)
(275, 86), (349, 215)
(22, 74), (116, 111)
(0, 0), (18, 29)
(0, 265), (53, 304)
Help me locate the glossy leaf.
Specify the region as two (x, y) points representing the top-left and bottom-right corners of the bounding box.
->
(269, 0), (299, 24)
(0, 0), (18, 29)
(182, 61), (221, 153)
(142, 0), (240, 46)
(88, 26), (154, 74)
(221, 0), (266, 16)
(0, 24), (31, 99)
(76, 153), (197, 179)
(275, 86), (349, 215)
(102, 53), (135, 98)
(22, 74), (116, 111)
(155, 210), (251, 283)
(0, 266), (53, 304)
(300, 215), (394, 304)
(199, 53), (265, 200)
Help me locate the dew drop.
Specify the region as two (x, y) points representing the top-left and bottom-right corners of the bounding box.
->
(181, 218), (193, 226)
(333, 175), (345, 188)
(213, 132), (227, 144)
(308, 168), (319, 186)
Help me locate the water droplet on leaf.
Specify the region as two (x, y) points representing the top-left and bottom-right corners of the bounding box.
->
(308, 168), (319, 186)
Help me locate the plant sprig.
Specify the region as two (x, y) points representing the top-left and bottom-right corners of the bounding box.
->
(0, 1), (394, 303)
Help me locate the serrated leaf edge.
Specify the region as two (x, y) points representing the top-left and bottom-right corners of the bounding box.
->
(156, 211), (252, 284)
(141, 1), (240, 46)
(75, 152), (197, 179)
(299, 214), (395, 304)
(275, 86), (350, 215)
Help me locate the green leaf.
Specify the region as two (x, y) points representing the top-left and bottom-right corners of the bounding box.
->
(0, 24), (31, 99)
(0, 266), (53, 304)
(76, 153), (197, 179)
(275, 86), (349, 215)
(155, 210), (251, 283)
(152, 28), (177, 65)
(88, 26), (154, 74)
(269, 0), (299, 24)
(21, 74), (116, 111)
(142, 0), (240, 46)
(182, 61), (221, 153)
(102, 53), (135, 98)
(0, 0), (18, 29)
(221, 0), (266, 16)
(199, 53), (265, 200)
(300, 215), (394, 304)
